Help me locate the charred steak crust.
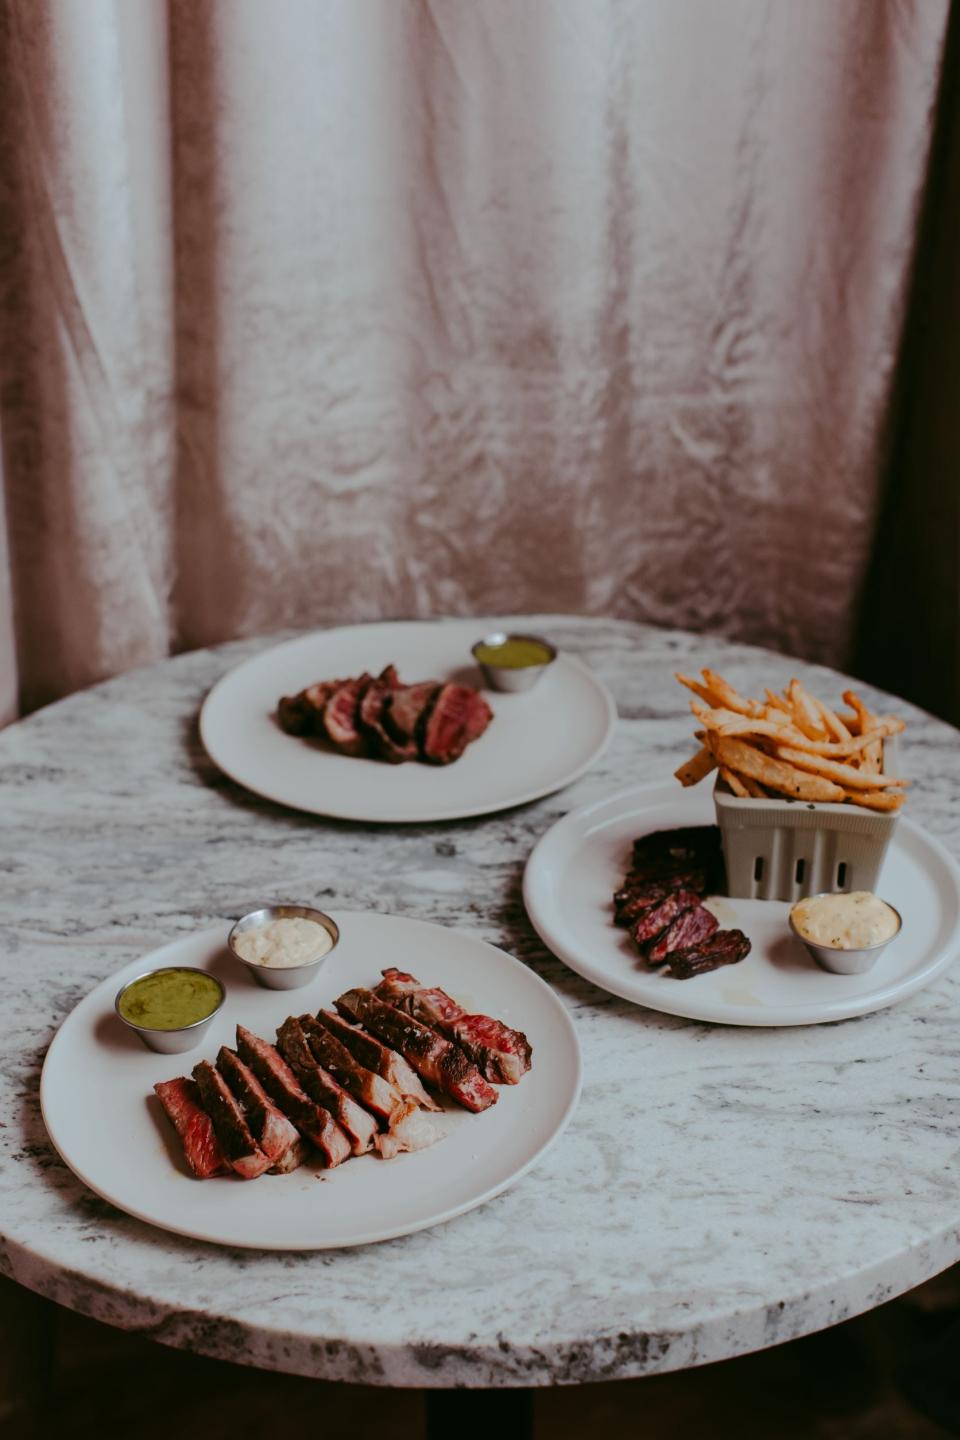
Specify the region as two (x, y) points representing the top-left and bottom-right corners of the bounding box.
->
(335, 988), (498, 1113)
(374, 969), (532, 1085)
(216, 1046), (300, 1162)
(646, 902), (719, 965)
(235, 1025), (351, 1167)
(419, 684), (494, 765)
(276, 1017), (378, 1155)
(666, 928), (751, 979)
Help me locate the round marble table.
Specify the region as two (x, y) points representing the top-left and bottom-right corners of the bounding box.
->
(3, 617), (960, 1392)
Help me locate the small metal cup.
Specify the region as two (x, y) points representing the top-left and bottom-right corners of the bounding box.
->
(115, 967), (225, 1054)
(788, 896), (902, 975)
(227, 904), (339, 990)
(471, 632), (557, 693)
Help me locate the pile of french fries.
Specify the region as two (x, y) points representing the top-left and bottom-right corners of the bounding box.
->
(673, 669), (907, 812)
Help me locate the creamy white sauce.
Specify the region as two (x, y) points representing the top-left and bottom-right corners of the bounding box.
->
(791, 892), (899, 950)
(233, 917), (333, 968)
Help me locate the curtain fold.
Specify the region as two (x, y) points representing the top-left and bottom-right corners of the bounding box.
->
(0, 0), (950, 721)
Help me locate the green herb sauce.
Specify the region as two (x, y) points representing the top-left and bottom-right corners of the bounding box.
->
(475, 638), (553, 669)
(119, 969), (222, 1030)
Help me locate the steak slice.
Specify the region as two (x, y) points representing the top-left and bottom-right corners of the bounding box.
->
(192, 1060), (273, 1179)
(276, 1017), (378, 1155)
(613, 881), (670, 927)
(375, 1107), (442, 1159)
(268, 1136), (308, 1174)
(315, 1009), (439, 1111)
(216, 1047), (300, 1163)
(646, 903), (719, 965)
(277, 680), (342, 738)
(299, 1015), (404, 1123)
(630, 888), (700, 946)
(420, 684), (493, 765)
(383, 682), (439, 746)
(236, 1025), (351, 1167)
(631, 825), (722, 865)
(666, 928), (751, 979)
(154, 1077), (228, 1179)
(358, 671), (417, 764)
(335, 988), (498, 1113)
(374, 969), (532, 1085)
(323, 674), (372, 757)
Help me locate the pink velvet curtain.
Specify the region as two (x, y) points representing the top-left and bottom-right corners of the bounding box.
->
(0, 0), (950, 722)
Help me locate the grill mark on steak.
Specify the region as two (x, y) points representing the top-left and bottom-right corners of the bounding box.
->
(630, 888), (700, 946)
(646, 903), (719, 965)
(216, 1047), (300, 1163)
(419, 684), (493, 765)
(298, 1015), (404, 1123)
(192, 1061), (273, 1179)
(335, 989), (498, 1113)
(613, 882), (671, 927)
(314, 1009), (439, 1111)
(374, 969), (532, 1085)
(236, 1025), (351, 1167)
(154, 1077), (228, 1179)
(666, 928), (751, 979)
(276, 1017), (378, 1155)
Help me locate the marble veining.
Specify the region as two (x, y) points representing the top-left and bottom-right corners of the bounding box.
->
(2, 617), (960, 1387)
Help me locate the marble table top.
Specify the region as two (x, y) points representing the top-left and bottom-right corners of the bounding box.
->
(3, 616), (960, 1389)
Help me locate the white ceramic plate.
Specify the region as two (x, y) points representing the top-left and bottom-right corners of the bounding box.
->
(40, 913), (581, 1250)
(199, 620), (616, 822)
(523, 783), (960, 1027)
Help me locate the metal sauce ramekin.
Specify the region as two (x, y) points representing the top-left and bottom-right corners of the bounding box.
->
(228, 904), (340, 990)
(471, 632), (557, 693)
(115, 967), (225, 1054)
(788, 895), (902, 975)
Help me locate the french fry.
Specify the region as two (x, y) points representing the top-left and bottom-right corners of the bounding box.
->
(714, 715), (878, 758)
(841, 787), (905, 812)
(739, 773), (769, 798)
(702, 669), (765, 718)
(718, 765), (751, 798)
(709, 735), (846, 802)
(764, 688), (791, 715)
(788, 679), (828, 740)
(675, 747), (717, 787)
(860, 736), (883, 776)
(675, 673), (723, 708)
(773, 745), (908, 791)
(814, 697), (852, 743)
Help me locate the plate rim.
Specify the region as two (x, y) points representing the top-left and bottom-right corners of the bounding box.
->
(523, 780), (960, 1028)
(198, 619), (617, 822)
(40, 912), (583, 1251)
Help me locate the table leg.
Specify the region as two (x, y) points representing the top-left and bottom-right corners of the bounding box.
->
(425, 1388), (533, 1440)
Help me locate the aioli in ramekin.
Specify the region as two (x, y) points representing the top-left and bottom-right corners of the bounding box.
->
(790, 891), (900, 951)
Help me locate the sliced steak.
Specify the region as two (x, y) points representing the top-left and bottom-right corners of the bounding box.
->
(299, 1015), (404, 1123)
(192, 1060), (273, 1179)
(154, 1077), (228, 1179)
(335, 988), (498, 1113)
(613, 881), (671, 926)
(323, 674), (372, 757)
(236, 1025), (351, 1167)
(315, 1008), (439, 1110)
(646, 903), (719, 964)
(216, 1047), (300, 1162)
(420, 684), (493, 765)
(630, 888), (700, 946)
(375, 969), (532, 1085)
(277, 680), (342, 738)
(383, 682), (439, 746)
(276, 1017), (378, 1155)
(631, 825), (723, 865)
(666, 928), (751, 979)
(358, 673), (417, 764)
